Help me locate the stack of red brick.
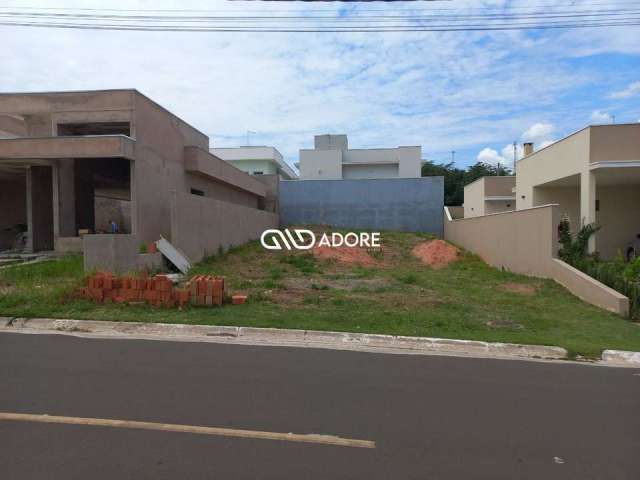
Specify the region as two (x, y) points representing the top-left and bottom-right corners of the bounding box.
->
(185, 275), (225, 306)
(81, 272), (225, 308)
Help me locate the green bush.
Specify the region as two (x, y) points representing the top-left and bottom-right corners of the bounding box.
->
(574, 257), (640, 320)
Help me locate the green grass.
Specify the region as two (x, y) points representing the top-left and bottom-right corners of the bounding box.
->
(1, 230), (640, 359)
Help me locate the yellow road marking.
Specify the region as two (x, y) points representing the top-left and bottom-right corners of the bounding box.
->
(0, 412), (375, 449)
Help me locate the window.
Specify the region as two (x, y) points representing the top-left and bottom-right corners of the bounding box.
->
(190, 188), (205, 197)
(57, 122), (131, 136)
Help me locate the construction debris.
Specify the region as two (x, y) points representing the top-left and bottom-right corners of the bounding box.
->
(156, 237), (191, 274)
(79, 272), (229, 308)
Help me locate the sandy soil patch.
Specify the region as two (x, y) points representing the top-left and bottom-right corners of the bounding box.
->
(412, 240), (459, 269)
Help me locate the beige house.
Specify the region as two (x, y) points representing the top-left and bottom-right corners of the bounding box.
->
(463, 176), (516, 218)
(516, 124), (640, 259)
(464, 124), (640, 259)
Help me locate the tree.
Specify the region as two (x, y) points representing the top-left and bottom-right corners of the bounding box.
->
(421, 160), (512, 206)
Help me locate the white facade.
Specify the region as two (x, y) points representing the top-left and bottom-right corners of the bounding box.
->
(211, 146), (298, 180)
(299, 134), (422, 180)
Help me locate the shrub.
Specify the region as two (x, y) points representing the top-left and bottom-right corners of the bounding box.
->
(558, 219), (600, 264)
(574, 256), (640, 320)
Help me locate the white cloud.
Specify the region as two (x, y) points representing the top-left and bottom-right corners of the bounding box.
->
(476, 120), (556, 166)
(610, 81), (640, 99)
(522, 122), (554, 143)
(477, 148), (506, 166)
(589, 110), (613, 124)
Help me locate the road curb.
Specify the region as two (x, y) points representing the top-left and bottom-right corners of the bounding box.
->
(601, 349), (640, 366)
(0, 316), (574, 362)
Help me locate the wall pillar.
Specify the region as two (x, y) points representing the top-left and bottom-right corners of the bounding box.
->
(580, 170), (597, 253)
(57, 159), (76, 237)
(74, 160), (94, 232)
(25, 166), (54, 252)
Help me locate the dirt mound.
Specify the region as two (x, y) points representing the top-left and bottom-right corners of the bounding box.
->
(500, 283), (537, 296)
(312, 246), (378, 266)
(412, 240), (459, 269)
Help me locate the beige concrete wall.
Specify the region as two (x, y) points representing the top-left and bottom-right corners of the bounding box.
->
(446, 204), (560, 277)
(445, 206), (464, 220)
(485, 200), (515, 215)
(170, 191), (279, 263)
(444, 204), (629, 316)
(596, 186), (640, 259)
(484, 176), (516, 197)
(590, 124), (640, 163)
(463, 178), (485, 218)
(533, 185), (580, 234)
(551, 259), (629, 316)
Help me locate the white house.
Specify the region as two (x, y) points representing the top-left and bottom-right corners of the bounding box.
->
(211, 146), (298, 180)
(298, 134), (422, 180)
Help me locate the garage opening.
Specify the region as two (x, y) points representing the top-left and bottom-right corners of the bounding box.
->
(66, 158), (132, 236)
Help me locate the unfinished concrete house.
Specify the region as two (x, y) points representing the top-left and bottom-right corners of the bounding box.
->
(0, 89), (278, 271)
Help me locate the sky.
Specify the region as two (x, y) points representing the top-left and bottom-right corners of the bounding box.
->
(1, 0), (639, 172)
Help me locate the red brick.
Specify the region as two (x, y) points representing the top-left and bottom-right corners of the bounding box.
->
(232, 295), (248, 305)
(143, 290), (159, 302)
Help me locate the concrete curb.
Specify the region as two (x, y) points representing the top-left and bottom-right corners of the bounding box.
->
(601, 349), (640, 366)
(0, 316), (573, 362)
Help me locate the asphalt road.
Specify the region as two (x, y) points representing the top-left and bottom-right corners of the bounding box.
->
(0, 332), (638, 479)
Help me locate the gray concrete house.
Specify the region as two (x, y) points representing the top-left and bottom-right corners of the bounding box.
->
(0, 89), (278, 270)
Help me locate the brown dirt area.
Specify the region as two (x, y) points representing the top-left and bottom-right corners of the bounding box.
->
(499, 283), (538, 295)
(312, 246), (378, 266)
(412, 240), (459, 269)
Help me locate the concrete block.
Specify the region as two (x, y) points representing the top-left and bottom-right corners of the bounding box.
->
(393, 335), (435, 350)
(239, 327), (306, 343)
(362, 333), (396, 348)
(602, 349), (640, 366)
(488, 342), (567, 359)
(11, 317), (29, 328)
(0, 317), (13, 327)
(431, 338), (489, 354)
(137, 252), (163, 271)
(304, 330), (348, 344)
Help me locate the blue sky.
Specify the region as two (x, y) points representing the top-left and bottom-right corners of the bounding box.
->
(1, 0), (639, 171)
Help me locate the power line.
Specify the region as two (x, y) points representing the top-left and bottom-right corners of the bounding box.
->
(0, 5), (638, 33)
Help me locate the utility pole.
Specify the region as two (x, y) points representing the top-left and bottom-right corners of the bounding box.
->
(451, 150), (455, 163)
(246, 130), (256, 146)
(611, 115), (616, 124)
(513, 141), (517, 175)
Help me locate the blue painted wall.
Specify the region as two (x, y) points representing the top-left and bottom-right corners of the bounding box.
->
(279, 177), (444, 235)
